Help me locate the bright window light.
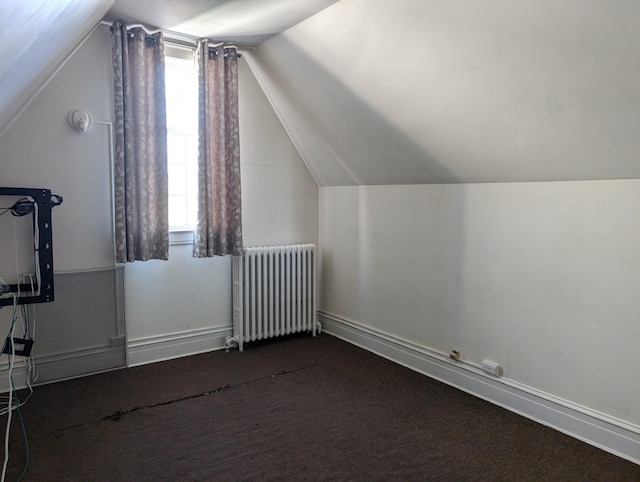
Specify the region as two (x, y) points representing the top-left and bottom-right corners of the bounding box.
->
(165, 53), (198, 231)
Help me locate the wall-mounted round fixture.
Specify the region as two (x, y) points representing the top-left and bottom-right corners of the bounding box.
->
(68, 109), (92, 133)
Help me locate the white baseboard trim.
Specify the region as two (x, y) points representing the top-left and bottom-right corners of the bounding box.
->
(127, 325), (232, 367)
(0, 345), (126, 391)
(318, 311), (640, 465)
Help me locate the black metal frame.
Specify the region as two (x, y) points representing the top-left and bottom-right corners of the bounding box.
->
(0, 187), (55, 306)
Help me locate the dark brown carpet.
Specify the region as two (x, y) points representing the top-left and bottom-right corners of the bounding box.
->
(4, 333), (639, 481)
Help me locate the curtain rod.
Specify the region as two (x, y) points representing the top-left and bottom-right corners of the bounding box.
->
(100, 20), (248, 53)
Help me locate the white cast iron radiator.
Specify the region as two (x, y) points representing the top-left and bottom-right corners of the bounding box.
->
(229, 244), (320, 351)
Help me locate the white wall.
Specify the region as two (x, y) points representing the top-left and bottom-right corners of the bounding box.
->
(252, 0), (640, 456)
(0, 24), (116, 272)
(0, 24), (122, 380)
(125, 55), (318, 352)
(0, 23), (319, 367)
(239, 59), (319, 248)
(320, 181), (640, 428)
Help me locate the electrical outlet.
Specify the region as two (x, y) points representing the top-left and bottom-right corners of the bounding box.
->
(482, 360), (502, 377)
(2, 337), (34, 357)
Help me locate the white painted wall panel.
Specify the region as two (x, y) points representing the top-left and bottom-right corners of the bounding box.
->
(124, 246), (231, 341)
(0, 25), (319, 364)
(125, 57), (318, 345)
(0, 24), (115, 272)
(239, 58), (319, 248)
(320, 181), (640, 427)
(0, 24), (121, 382)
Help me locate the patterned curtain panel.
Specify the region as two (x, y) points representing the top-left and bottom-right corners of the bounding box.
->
(111, 21), (169, 262)
(193, 41), (244, 258)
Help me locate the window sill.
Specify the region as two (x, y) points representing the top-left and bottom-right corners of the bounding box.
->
(169, 230), (194, 246)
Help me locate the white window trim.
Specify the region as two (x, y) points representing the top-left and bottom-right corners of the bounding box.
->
(169, 229), (195, 246)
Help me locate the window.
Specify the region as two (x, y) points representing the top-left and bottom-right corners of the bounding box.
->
(165, 48), (198, 232)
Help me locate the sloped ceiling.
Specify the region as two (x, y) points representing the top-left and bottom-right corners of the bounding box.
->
(5, 0), (640, 187)
(0, 0), (115, 137)
(105, 0), (340, 46)
(249, 0), (640, 185)
(0, 0), (339, 138)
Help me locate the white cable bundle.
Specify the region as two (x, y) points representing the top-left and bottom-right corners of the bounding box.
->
(0, 211), (39, 481)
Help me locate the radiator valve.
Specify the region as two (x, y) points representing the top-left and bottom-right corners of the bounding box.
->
(225, 335), (239, 352)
